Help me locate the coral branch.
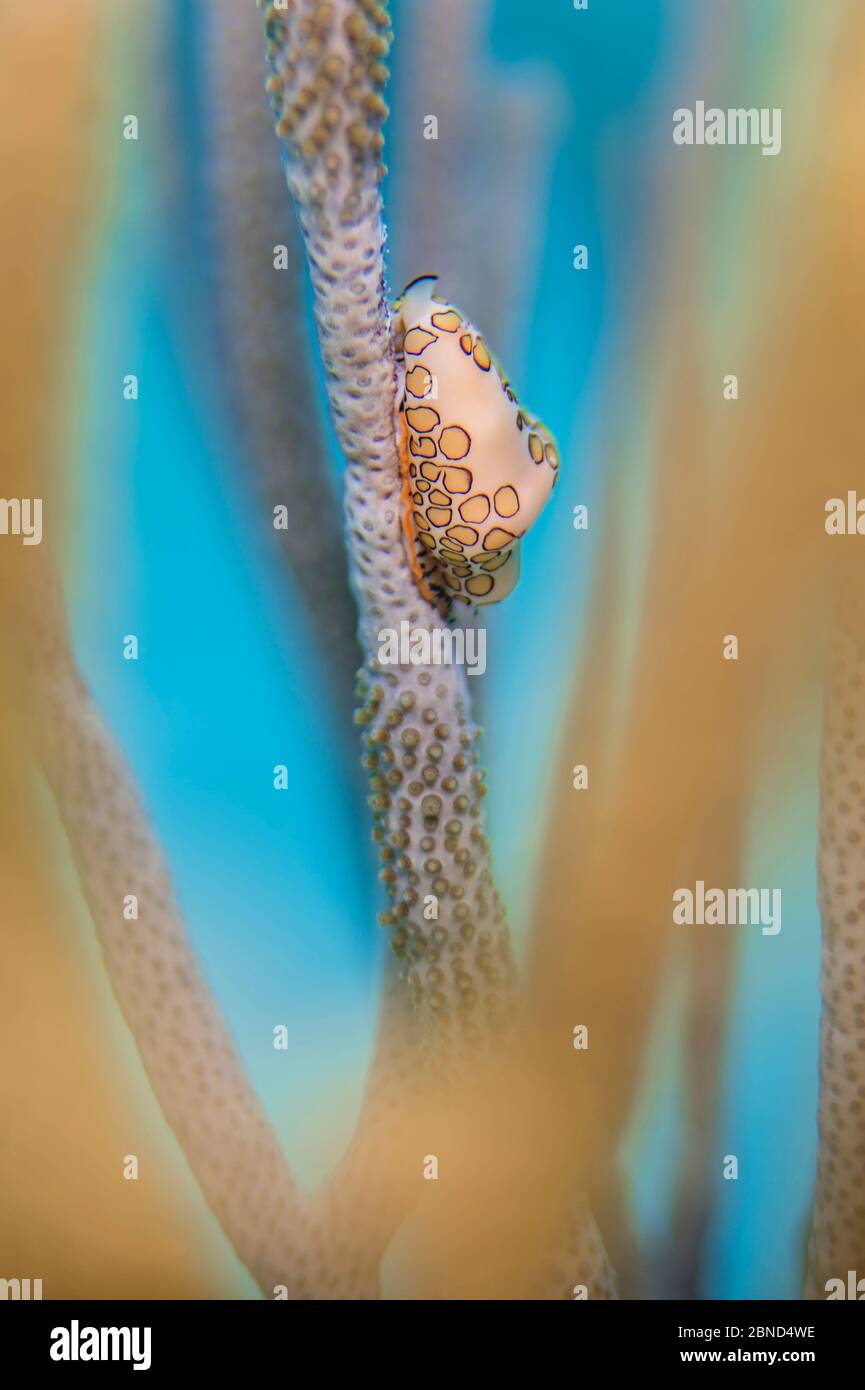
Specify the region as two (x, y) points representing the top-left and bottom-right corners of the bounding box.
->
(22, 572), (413, 1299)
(27, 586), (432, 1296)
(23, 579), (322, 1296)
(258, 0), (515, 1059)
(392, 0), (563, 362)
(205, 0), (360, 732)
(257, 0), (616, 1296)
(805, 577), (865, 1297)
(391, 0), (488, 321)
(668, 881), (741, 1298)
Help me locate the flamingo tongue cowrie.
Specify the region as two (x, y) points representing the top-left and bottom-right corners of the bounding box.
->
(394, 275), (560, 607)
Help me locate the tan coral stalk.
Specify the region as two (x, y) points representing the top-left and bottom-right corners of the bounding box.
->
(392, 0), (563, 361)
(23, 576), (320, 1296)
(258, 0), (514, 1060)
(23, 569), (438, 1298)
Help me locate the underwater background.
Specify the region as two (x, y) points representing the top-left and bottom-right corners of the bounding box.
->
(3, 0), (859, 1299)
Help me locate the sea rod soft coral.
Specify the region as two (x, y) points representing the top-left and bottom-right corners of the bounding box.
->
(258, 0), (516, 1059)
(256, 0), (617, 1298)
(21, 565), (427, 1299)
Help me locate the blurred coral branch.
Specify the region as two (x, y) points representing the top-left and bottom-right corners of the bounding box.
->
(804, 4), (865, 1295)
(527, 0), (861, 1294)
(805, 564), (865, 1297)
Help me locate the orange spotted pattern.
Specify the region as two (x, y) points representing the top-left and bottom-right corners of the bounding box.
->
(394, 275), (559, 607)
